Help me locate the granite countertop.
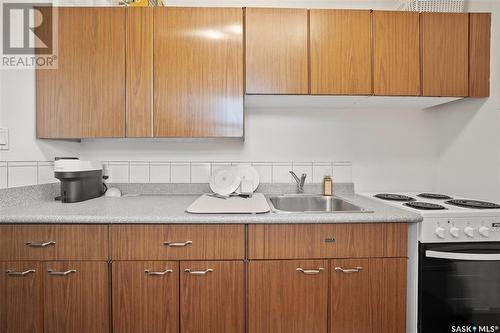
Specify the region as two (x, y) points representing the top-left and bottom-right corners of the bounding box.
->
(0, 188), (422, 224)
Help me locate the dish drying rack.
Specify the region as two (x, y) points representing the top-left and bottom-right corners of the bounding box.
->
(398, 0), (465, 12)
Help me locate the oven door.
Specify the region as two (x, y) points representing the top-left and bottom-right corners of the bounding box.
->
(419, 242), (500, 333)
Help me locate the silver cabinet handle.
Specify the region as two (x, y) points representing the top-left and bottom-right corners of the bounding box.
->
(184, 268), (213, 275)
(296, 267), (325, 275)
(6, 269), (36, 276)
(144, 269), (173, 276)
(48, 269), (76, 276)
(163, 240), (192, 247)
(25, 241), (56, 248)
(334, 266), (363, 273)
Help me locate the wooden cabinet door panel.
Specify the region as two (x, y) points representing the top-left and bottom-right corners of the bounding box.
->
(248, 260), (328, 333)
(0, 225), (109, 261)
(421, 12), (469, 97)
(43, 261), (109, 333)
(330, 258), (407, 333)
(373, 11), (420, 96)
(154, 7), (243, 137)
(469, 13), (491, 97)
(36, 7), (125, 138)
(310, 10), (372, 95)
(112, 261), (179, 333)
(0, 262), (42, 333)
(126, 7), (153, 137)
(180, 261), (244, 333)
(245, 8), (308, 94)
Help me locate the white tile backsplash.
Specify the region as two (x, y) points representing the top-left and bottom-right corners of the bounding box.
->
(191, 163), (211, 183)
(130, 162), (150, 183)
(251, 163), (272, 183)
(8, 163), (38, 188)
(1, 160), (352, 188)
(272, 163), (293, 183)
(150, 162), (170, 183)
(171, 163), (190, 183)
(0, 167), (7, 189)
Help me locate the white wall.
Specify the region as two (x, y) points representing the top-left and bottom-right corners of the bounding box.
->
(1, 0), (499, 197)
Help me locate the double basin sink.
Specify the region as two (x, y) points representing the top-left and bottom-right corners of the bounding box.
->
(267, 194), (371, 214)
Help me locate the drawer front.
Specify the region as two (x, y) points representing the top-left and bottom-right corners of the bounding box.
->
(111, 225), (245, 260)
(248, 223), (407, 259)
(0, 225), (109, 261)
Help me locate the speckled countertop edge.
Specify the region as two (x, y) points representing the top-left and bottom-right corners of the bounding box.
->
(0, 183), (423, 224)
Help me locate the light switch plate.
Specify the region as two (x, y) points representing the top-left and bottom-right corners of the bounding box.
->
(0, 128), (9, 150)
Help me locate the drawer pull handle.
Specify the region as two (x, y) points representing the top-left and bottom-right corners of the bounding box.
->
(184, 268), (213, 275)
(6, 269), (36, 276)
(335, 266), (363, 273)
(296, 267), (325, 275)
(163, 240), (192, 247)
(144, 269), (173, 276)
(48, 269), (76, 276)
(25, 241), (56, 248)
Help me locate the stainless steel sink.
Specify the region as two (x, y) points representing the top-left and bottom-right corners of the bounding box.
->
(268, 194), (371, 213)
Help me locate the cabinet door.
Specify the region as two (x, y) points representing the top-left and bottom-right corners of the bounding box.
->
(154, 7), (243, 137)
(43, 261), (109, 333)
(180, 261), (244, 332)
(126, 7), (153, 137)
(245, 8), (308, 94)
(112, 261), (179, 333)
(0, 262), (42, 333)
(330, 258), (407, 333)
(36, 7), (125, 138)
(310, 10), (372, 95)
(248, 260), (328, 333)
(469, 13), (491, 97)
(373, 11), (420, 96)
(421, 13), (469, 97)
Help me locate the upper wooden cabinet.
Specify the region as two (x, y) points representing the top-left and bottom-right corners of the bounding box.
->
(36, 7), (125, 139)
(153, 7), (244, 137)
(310, 10), (372, 95)
(469, 13), (491, 97)
(126, 8), (153, 137)
(373, 11), (421, 96)
(421, 13), (469, 97)
(245, 8), (309, 94)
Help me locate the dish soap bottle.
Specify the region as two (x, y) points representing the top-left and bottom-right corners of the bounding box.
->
(323, 175), (333, 196)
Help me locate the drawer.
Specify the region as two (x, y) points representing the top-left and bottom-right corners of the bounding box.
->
(111, 225), (245, 260)
(248, 223), (407, 259)
(0, 225), (109, 260)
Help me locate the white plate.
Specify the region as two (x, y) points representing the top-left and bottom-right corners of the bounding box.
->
(209, 167), (241, 196)
(234, 165), (260, 194)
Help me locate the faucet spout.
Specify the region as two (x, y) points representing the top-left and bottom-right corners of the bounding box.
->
(289, 171), (307, 193)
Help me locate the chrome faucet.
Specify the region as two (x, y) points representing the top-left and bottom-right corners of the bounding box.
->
(289, 171), (307, 193)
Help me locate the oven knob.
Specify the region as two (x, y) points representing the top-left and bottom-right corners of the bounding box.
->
(464, 226), (475, 238)
(479, 226), (490, 237)
(450, 227), (460, 238)
(435, 227), (446, 239)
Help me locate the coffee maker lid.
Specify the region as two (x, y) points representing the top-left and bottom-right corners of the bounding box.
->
(54, 159), (102, 172)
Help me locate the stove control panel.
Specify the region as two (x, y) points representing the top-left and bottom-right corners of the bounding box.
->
(421, 217), (500, 243)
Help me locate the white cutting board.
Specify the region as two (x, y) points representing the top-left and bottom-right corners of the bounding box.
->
(186, 193), (270, 214)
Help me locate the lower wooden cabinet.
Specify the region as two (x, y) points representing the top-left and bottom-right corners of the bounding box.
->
(0, 262), (43, 333)
(43, 261), (110, 333)
(330, 258), (407, 333)
(248, 260), (328, 333)
(180, 261), (244, 333)
(112, 261), (179, 333)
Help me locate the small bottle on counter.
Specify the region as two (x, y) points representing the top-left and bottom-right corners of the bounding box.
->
(323, 175), (333, 196)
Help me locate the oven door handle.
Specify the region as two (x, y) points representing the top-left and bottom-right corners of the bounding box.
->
(426, 250), (500, 261)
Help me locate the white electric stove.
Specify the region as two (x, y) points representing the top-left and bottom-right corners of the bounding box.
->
(363, 192), (500, 333)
